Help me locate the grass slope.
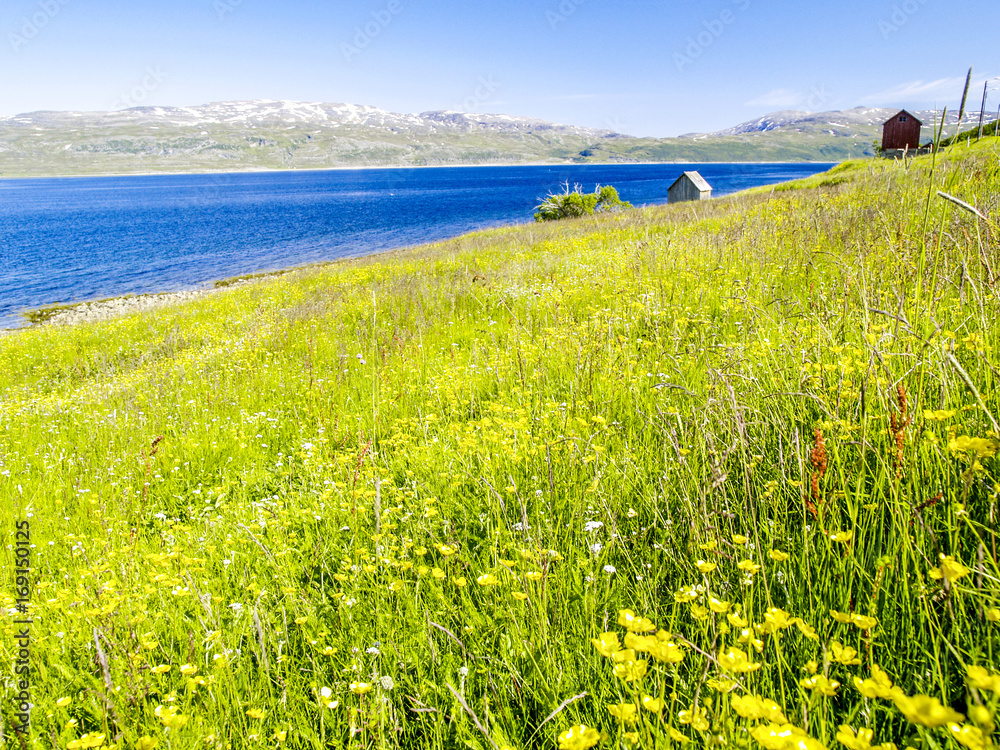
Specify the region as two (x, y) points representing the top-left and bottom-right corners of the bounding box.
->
(0, 122), (872, 178)
(1, 141), (999, 750)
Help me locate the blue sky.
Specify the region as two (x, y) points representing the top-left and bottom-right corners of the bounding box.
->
(1, 0), (997, 137)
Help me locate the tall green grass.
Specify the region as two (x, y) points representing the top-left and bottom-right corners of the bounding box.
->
(1, 140), (998, 750)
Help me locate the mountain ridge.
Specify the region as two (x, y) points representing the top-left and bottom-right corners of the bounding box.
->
(0, 99), (991, 177)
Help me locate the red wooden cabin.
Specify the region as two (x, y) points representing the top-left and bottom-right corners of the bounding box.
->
(882, 110), (922, 151)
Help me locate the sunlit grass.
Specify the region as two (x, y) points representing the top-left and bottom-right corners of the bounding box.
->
(1, 139), (998, 749)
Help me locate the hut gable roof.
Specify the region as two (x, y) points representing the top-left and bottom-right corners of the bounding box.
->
(884, 110), (923, 127)
(671, 171), (711, 192)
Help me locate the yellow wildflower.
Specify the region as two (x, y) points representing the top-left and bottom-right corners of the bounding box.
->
(892, 693), (964, 727)
(246, 708), (266, 719)
(476, 573), (498, 586)
(728, 611), (749, 628)
(641, 695), (665, 712)
(835, 726), (873, 750)
(591, 632), (621, 658)
(623, 632), (657, 652)
(831, 641), (861, 666)
(769, 550), (789, 561)
(854, 665), (894, 699)
(731, 694), (788, 723)
(923, 409), (956, 421)
(56, 696), (72, 708)
(707, 678), (738, 693)
(750, 723), (826, 750)
(678, 706), (710, 732)
(670, 727), (691, 743)
(618, 609), (656, 633)
(136, 738), (159, 750)
(608, 702), (638, 724)
(612, 648), (637, 663)
(968, 705), (994, 730)
(718, 646), (761, 673)
(648, 636), (685, 664)
(558, 725), (600, 750)
(525, 571), (543, 581)
(967, 665), (1000, 694)
(697, 560), (718, 573)
(948, 435), (999, 458)
(831, 611), (879, 630)
(801, 675), (840, 696)
(733, 534), (749, 545)
(737, 560), (761, 574)
(613, 659), (648, 682)
(760, 608), (794, 633)
(674, 585), (700, 603)
(793, 618), (819, 640)
(691, 603), (710, 620)
(929, 555), (972, 583)
(708, 597), (732, 614)
(512, 591), (528, 601)
(848, 614), (877, 630)
(179, 664), (198, 676)
(350, 682), (373, 695)
(67, 735), (106, 750)
(437, 544), (457, 556)
(949, 723), (990, 750)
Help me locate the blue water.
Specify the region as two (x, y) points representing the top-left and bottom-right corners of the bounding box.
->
(0, 162), (834, 328)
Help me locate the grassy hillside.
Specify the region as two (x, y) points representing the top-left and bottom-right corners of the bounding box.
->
(0, 140), (998, 750)
(0, 119), (873, 178)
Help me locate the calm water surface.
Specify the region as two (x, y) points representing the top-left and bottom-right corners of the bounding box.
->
(0, 162), (834, 328)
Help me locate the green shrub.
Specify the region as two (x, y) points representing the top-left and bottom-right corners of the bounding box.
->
(534, 183), (632, 221)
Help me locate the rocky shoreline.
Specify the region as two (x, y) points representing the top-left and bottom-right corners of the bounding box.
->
(5, 280), (261, 333)
(43, 289), (213, 326)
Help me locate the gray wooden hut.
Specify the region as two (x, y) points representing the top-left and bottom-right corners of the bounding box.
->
(668, 171), (712, 203)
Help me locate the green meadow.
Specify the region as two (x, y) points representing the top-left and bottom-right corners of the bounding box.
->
(1, 140), (998, 750)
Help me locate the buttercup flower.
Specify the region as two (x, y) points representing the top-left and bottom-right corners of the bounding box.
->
(558, 724), (600, 750)
(608, 702), (638, 724)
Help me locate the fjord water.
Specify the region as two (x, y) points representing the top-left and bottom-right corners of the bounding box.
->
(0, 162), (833, 328)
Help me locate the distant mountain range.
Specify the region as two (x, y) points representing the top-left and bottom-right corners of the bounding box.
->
(0, 100), (989, 177)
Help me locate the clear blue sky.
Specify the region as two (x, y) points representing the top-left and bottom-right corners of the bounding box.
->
(1, 0), (997, 137)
